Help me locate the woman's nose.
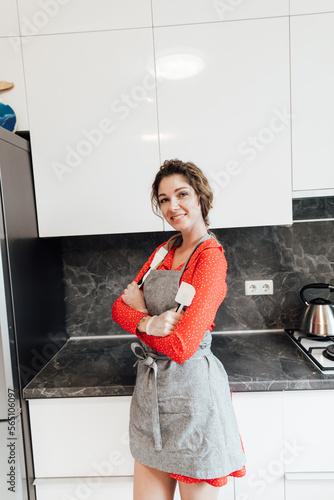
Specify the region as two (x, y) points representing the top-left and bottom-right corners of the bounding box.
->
(170, 198), (180, 211)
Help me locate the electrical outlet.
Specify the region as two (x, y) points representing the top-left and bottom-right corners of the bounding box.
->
(245, 280), (273, 296)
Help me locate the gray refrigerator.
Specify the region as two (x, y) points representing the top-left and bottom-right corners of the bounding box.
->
(0, 127), (67, 499)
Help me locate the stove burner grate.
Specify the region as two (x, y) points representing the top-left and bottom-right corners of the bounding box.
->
(285, 329), (334, 374)
(306, 333), (333, 341)
(323, 345), (334, 361)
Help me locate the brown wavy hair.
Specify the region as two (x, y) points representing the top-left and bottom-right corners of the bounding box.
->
(151, 159), (213, 227)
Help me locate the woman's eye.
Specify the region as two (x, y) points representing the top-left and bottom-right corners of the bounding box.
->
(179, 192), (188, 198)
(159, 198), (168, 204)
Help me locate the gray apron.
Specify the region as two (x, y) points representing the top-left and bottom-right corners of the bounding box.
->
(129, 235), (246, 479)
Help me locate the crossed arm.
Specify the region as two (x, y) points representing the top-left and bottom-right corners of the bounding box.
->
(122, 281), (183, 337)
(112, 247), (227, 363)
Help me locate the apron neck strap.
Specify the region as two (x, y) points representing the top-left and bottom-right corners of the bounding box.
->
(151, 232), (212, 273)
(163, 232), (211, 253)
(162, 233), (182, 252)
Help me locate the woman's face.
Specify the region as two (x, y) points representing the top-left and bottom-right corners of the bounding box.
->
(157, 174), (204, 232)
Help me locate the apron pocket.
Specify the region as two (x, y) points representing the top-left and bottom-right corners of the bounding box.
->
(158, 396), (213, 455)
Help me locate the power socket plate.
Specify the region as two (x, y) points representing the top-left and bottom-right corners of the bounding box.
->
(245, 280), (273, 296)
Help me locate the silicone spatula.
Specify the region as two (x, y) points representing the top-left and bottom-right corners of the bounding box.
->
(138, 247), (168, 288)
(175, 282), (196, 312)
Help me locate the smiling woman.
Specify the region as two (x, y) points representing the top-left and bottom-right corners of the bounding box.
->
(112, 159), (246, 500)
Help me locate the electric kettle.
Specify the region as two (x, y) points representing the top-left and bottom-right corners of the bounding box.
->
(299, 283), (334, 336)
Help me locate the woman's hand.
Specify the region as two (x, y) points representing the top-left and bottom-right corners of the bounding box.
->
(142, 308), (184, 337)
(122, 282), (146, 311)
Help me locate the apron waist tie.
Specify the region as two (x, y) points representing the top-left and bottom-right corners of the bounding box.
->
(131, 342), (169, 451)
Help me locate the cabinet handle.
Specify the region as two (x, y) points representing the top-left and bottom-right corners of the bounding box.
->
(285, 472), (334, 481)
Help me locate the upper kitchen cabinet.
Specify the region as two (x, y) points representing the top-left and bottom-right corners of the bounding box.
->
(17, 0), (152, 35)
(22, 29), (162, 237)
(154, 17), (292, 230)
(291, 13), (334, 195)
(0, 0), (20, 35)
(0, 37), (29, 131)
(290, 0), (334, 15)
(152, 0), (289, 26)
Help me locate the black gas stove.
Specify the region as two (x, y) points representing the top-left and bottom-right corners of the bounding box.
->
(286, 329), (334, 374)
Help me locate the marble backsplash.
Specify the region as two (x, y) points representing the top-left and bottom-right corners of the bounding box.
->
(61, 197), (334, 336)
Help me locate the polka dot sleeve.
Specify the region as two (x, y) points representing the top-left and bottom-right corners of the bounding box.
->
(136, 245), (228, 363)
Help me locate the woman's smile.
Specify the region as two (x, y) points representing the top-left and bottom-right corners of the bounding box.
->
(170, 213), (186, 221)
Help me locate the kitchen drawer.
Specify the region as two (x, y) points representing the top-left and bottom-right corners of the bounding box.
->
(285, 473), (334, 500)
(28, 396), (134, 478)
(34, 477), (134, 500)
(34, 477), (233, 500)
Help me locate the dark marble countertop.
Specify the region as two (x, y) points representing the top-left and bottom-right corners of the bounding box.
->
(22, 331), (334, 399)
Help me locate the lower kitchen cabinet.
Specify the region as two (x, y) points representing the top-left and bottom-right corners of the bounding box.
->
(282, 389), (334, 499)
(283, 390), (334, 473)
(232, 391), (285, 500)
(232, 389), (334, 500)
(28, 396), (134, 478)
(27, 390), (334, 500)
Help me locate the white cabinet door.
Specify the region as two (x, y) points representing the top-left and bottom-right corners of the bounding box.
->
(28, 396), (134, 478)
(23, 30), (162, 236)
(0, 38), (29, 131)
(283, 390), (334, 473)
(291, 13), (334, 194)
(155, 17), (292, 230)
(290, 0), (334, 15)
(17, 0), (152, 34)
(34, 477), (133, 500)
(0, 0), (20, 36)
(152, 0), (289, 26)
(232, 391), (284, 500)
